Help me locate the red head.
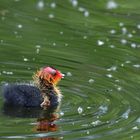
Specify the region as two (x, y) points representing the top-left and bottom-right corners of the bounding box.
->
(36, 66), (63, 85)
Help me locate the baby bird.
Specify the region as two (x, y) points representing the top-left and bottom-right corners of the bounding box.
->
(33, 66), (63, 109)
(3, 66), (63, 110)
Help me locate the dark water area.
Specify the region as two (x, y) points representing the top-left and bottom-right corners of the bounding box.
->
(0, 0), (140, 139)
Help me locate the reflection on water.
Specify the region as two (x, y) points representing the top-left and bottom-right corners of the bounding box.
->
(36, 107), (59, 140)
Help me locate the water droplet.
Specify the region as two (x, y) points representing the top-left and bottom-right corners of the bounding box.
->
(60, 111), (64, 116)
(117, 86), (122, 91)
(137, 24), (140, 29)
(37, 0), (44, 10)
(119, 22), (124, 27)
(109, 45), (115, 48)
(121, 27), (127, 34)
(121, 108), (131, 119)
(60, 31), (64, 35)
(78, 107), (83, 114)
(91, 120), (101, 126)
(107, 66), (117, 71)
(127, 33), (133, 38)
(83, 36), (87, 39)
(36, 48), (40, 54)
(97, 40), (104, 46)
(131, 43), (137, 48)
(84, 11), (89, 17)
(132, 126), (138, 130)
(48, 14), (54, 19)
(52, 42), (56, 46)
(133, 64), (140, 68)
(65, 43), (69, 47)
(71, 0), (78, 7)
(86, 131), (90, 135)
(110, 29), (116, 34)
(23, 58), (28, 62)
(78, 7), (85, 12)
(88, 79), (95, 84)
(121, 39), (127, 44)
(106, 74), (113, 78)
(35, 45), (41, 48)
(17, 24), (23, 29)
(106, 0), (118, 9)
(50, 2), (56, 8)
(66, 72), (72, 76)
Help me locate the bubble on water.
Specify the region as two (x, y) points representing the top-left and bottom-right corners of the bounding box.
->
(23, 58), (28, 62)
(110, 29), (116, 34)
(88, 79), (95, 84)
(48, 14), (55, 19)
(86, 130), (90, 135)
(52, 42), (56, 46)
(136, 117), (140, 123)
(132, 126), (138, 130)
(133, 64), (140, 68)
(78, 7), (85, 12)
(125, 60), (131, 64)
(91, 120), (101, 126)
(0, 40), (4, 44)
(78, 107), (83, 114)
(60, 31), (64, 35)
(66, 72), (72, 76)
(131, 43), (137, 48)
(121, 108), (131, 119)
(106, 0), (118, 9)
(87, 106), (91, 109)
(17, 24), (23, 29)
(115, 79), (120, 82)
(60, 111), (64, 116)
(121, 39), (127, 44)
(117, 86), (122, 91)
(119, 22), (124, 27)
(36, 48), (40, 54)
(83, 36), (87, 39)
(50, 2), (56, 8)
(106, 74), (113, 78)
(121, 27), (127, 34)
(65, 43), (69, 47)
(132, 30), (136, 34)
(97, 40), (104, 46)
(34, 17), (39, 22)
(70, 0), (78, 7)
(127, 33), (133, 38)
(84, 11), (89, 17)
(109, 45), (115, 48)
(137, 24), (140, 29)
(2, 71), (13, 75)
(37, 0), (44, 10)
(107, 66), (117, 71)
(35, 45), (41, 48)
(99, 105), (108, 114)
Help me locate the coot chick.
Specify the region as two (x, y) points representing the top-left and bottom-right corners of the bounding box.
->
(3, 66), (63, 109)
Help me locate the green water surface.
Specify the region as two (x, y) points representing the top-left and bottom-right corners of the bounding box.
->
(0, 0), (140, 140)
